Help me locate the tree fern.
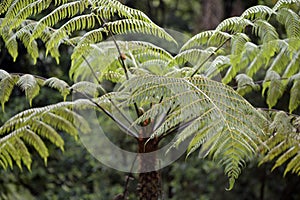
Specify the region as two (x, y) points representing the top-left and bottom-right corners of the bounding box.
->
(117, 75), (268, 189)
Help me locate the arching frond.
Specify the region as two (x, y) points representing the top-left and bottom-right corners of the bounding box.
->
(277, 8), (300, 38)
(289, 78), (300, 113)
(260, 111), (300, 176)
(104, 19), (176, 43)
(235, 74), (260, 96)
(262, 70), (286, 109)
(216, 17), (253, 33)
(273, 0), (300, 11)
(31, 0), (89, 39)
(168, 48), (215, 69)
(44, 77), (70, 101)
(91, 0), (153, 23)
(0, 0), (13, 15)
(0, 99), (92, 169)
(70, 40), (173, 82)
(117, 75), (267, 189)
(16, 74), (40, 107)
(252, 20), (279, 42)
(205, 55), (231, 78)
(241, 5), (275, 20)
(70, 81), (105, 97)
(180, 30), (232, 51)
(0, 70), (16, 111)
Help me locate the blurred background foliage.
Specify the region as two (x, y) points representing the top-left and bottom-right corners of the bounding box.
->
(0, 0), (299, 199)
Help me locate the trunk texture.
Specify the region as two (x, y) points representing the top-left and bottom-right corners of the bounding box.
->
(137, 138), (161, 200)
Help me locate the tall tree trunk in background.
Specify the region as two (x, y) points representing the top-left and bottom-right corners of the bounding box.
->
(137, 137), (161, 200)
(195, 0), (224, 32)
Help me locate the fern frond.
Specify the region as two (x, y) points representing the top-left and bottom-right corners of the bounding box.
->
(273, 0), (300, 11)
(168, 48), (215, 70)
(262, 70), (286, 108)
(180, 30), (232, 51)
(205, 55), (231, 78)
(0, 70), (16, 111)
(0, 99), (93, 169)
(235, 74), (260, 96)
(277, 8), (300, 38)
(118, 75), (267, 188)
(283, 50), (300, 78)
(289, 79), (300, 113)
(252, 20), (279, 42)
(104, 19), (176, 44)
(241, 5), (275, 20)
(16, 74), (40, 106)
(31, 0), (89, 39)
(216, 17), (253, 33)
(44, 77), (70, 101)
(92, 0), (153, 23)
(0, 0), (13, 15)
(4, 0), (52, 31)
(20, 128), (49, 164)
(260, 112), (300, 176)
(70, 81), (105, 97)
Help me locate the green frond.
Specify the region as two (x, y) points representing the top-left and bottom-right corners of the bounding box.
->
(3, 0), (36, 21)
(277, 8), (300, 38)
(21, 128), (49, 164)
(31, 0), (89, 39)
(168, 48), (215, 70)
(231, 33), (251, 55)
(241, 5), (275, 20)
(8, 23), (40, 63)
(104, 19), (176, 44)
(29, 120), (64, 151)
(92, 0), (153, 23)
(0, 99), (93, 169)
(283, 50), (300, 78)
(289, 79), (300, 113)
(0, 127), (32, 170)
(16, 74), (40, 106)
(180, 30), (232, 51)
(259, 111), (300, 176)
(262, 70), (286, 108)
(118, 75), (267, 187)
(216, 17), (254, 33)
(236, 74), (260, 96)
(5, 0), (52, 31)
(61, 13), (97, 35)
(205, 55), (231, 78)
(1, 27), (18, 61)
(246, 40), (288, 77)
(0, 70), (16, 111)
(71, 81), (105, 97)
(252, 20), (279, 42)
(44, 77), (70, 101)
(273, 0), (300, 11)
(269, 48), (291, 74)
(137, 59), (170, 75)
(71, 40), (173, 81)
(0, 0), (13, 14)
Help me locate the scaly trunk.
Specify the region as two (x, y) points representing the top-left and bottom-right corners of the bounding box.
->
(137, 137), (161, 200)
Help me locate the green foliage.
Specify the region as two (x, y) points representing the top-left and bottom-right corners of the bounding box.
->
(0, 0), (300, 195)
(259, 111), (300, 176)
(117, 75), (267, 189)
(176, 0), (300, 113)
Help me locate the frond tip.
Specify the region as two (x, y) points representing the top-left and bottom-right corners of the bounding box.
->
(0, 100), (91, 170)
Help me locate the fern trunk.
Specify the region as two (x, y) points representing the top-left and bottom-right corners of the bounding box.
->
(137, 137), (161, 200)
